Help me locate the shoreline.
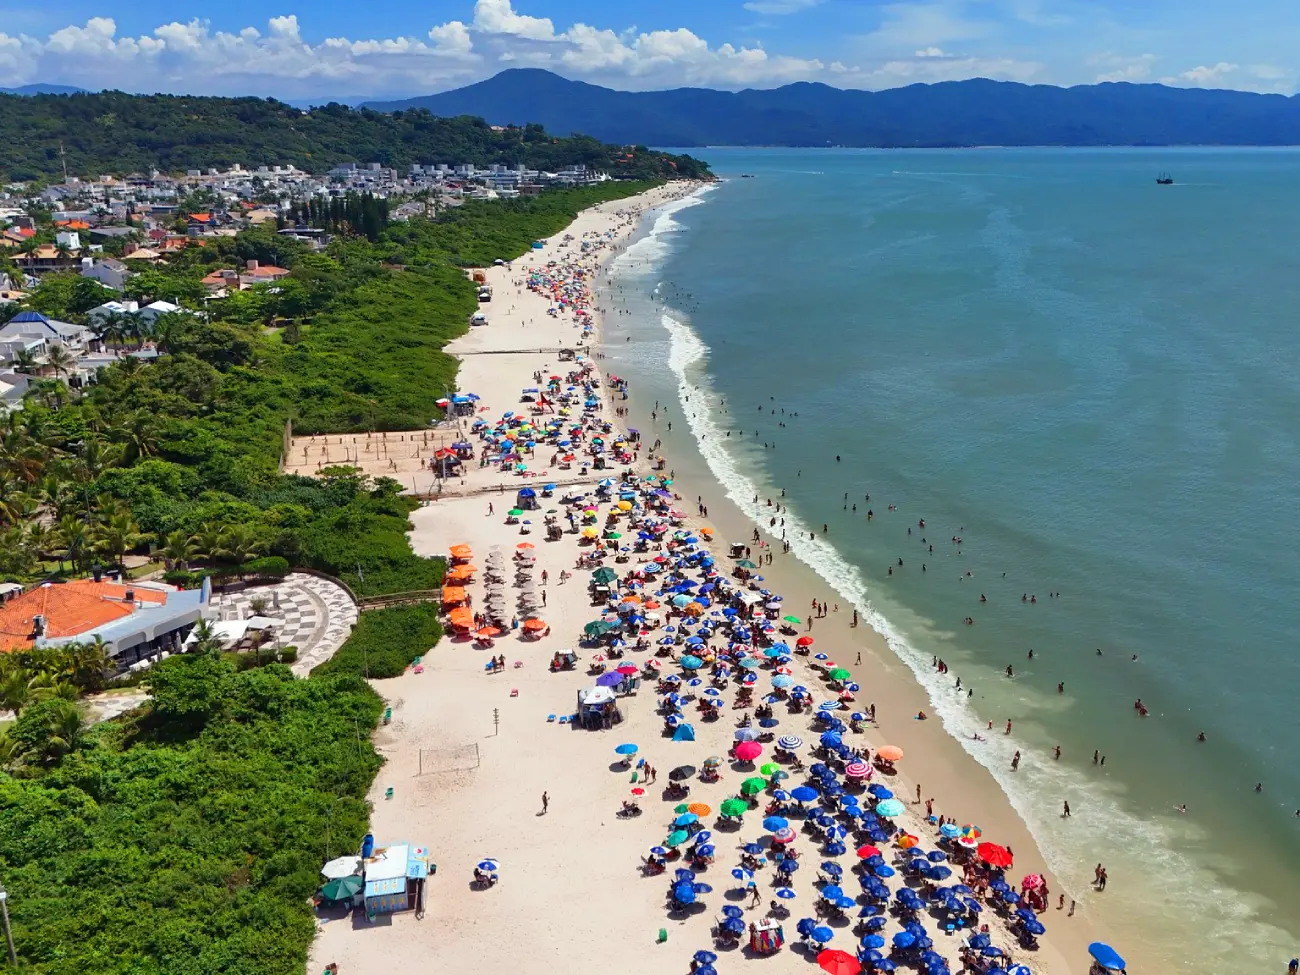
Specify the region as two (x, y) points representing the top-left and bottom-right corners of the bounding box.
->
(307, 181), (1117, 975)
(596, 189), (1120, 972)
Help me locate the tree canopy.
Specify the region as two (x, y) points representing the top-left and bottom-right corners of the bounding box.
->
(0, 92), (711, 181)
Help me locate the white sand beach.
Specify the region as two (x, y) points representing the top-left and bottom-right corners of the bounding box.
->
(306, 184), (1111, 975)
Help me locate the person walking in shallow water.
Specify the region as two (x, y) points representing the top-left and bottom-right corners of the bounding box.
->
(1062, 800), (1071, 818)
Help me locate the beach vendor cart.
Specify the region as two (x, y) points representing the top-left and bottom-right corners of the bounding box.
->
(750, 918), (785, 954)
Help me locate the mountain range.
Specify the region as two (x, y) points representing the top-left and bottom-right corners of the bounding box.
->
(364, 69), (1300, 148)
(0, 84), (86, 96)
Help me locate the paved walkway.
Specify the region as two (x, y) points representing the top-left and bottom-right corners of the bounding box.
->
(209, 572), (359, 675)
(83, 572), (360, 722)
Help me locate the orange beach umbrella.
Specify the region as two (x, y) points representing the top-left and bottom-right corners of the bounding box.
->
(875, 745), (904, 763)
(522, 618), (548, 631)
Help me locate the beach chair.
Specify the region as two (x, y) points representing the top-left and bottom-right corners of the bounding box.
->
(384, 787), (394, 800)
(558, 716), (569, 724)
(510, 689), (519, 697)
(547, 714), (556, 722)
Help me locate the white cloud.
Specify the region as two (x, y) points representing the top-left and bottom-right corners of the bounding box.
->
(472, 0), (556, 41)
(1163, 62), (1238, 87)
(915, 47), (948, 58)
(862, 3), (995, 49)
(428, 21), (473, 56)
(1088, 52), (1157, 83)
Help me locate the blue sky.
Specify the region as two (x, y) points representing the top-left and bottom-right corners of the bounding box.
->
(2, 0), (1296, 99)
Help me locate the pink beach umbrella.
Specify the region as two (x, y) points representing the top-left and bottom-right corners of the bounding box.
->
(844, 762), (872, 779)
(735, 741), (763, 762)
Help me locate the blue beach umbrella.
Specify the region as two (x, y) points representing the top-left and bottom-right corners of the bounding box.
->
(1088, 944), (1126, 971)
(812, 926), (835, 944)
(775, 887), (797, 899)
(763, 816), (789, 832)
(1024, 920), (1046, 936)
(722, 905), (744, 919)
(731, 867), (754, 883)
(791, 786), (819, 802)
(861, 935), (886, 949)
(615, 743), (638, 756)
(893, 931), (917, 949)
(693, 951), (718, 965)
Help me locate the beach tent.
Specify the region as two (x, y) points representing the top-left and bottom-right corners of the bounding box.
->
(672, 723), (696, 742)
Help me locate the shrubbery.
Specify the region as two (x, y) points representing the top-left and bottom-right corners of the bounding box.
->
(313, 603), (444, 680)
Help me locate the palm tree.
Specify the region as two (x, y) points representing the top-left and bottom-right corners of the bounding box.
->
(11, 347), (38, 375)
(114, 411), (159, 465)
(0, 664), (31, 714)
(158, 529), (196, 571)
(74, 436), (122, 483)
(185, 618), (223, 657)
(189, 522), (227, 563)
(25, 672), (78, 704)
(26, 377), (64, 410)
(215, 524), (263, 573)
(63, 638), (111, 693)
(43, 344), (77, 384)
(38, 474), (77, 521)
(92, 510), (145, 571)
(54, 513), (90, 572)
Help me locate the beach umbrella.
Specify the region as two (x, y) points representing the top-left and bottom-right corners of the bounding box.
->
(874, 963), (897, 973)
(775, 887), (797, 899)
(681, 655), (704, 670)
(797, 917), (818, 937)
(927, 851), (948, 862)
(783, 615), (801, 624)
(812, 929), (839, 948)
(731, 867), (755, 883)
(721, 917), (746, 935)
(771, 827), (798, 844)
(666, 830), (690, 847)
(1024, 920), (1046, 936)
(649, 846), (668, 856)
(861, 934), (886, 949)
(977, 842), (1014, 868)
(735, 742), (763, 762)
(820, 861), (843, 877)
(874, 865), (896, 878)
(1021, 873), (1045, 890)
(856, 845), (881, 859)
(476, 859), (499, 873)
(674, 813), (699, 827)
(892, 931), (917, 949)
(694, 951), (718, 965)
(791, 786), (819, 802)
(820, 884), (845, 901)
(1088, 944), (1126, 972)
(875, 745), (904, 763)
(867, 784), (893, 799)
(820, 732), (843, 747)
(763, 816), (790, 832)
(673, 883), (696, 905)
(320, 855), (362, 880)
(777, 860), (799, 874)
(1007, 968), (1033, 975)
(670, 765), (697, 781)
(320, 876), (363, 901)
(734, 728), (760, 742)
(720, 798), (748, 817)
(844, 761), (871, 779)
(688, 803), (712, 817)
(828, 668), (851, 681)
(740, 777), (767, 795)
(675, 868), (697, 883)
(875, 799), (905, 817)
(960, 824), (982, 838)
(778, 735), (804, 750)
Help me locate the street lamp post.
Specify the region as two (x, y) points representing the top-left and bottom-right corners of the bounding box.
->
(0, 881), (17, 966)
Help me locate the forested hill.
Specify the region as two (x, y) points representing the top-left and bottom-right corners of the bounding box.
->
(366, 68), (1300, 148)
(0, 91), (712, 181)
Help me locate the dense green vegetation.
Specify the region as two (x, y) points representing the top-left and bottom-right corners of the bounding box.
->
(0, 93), (711, 181)
(0, 172), (660, 973)
(0, 659), (383, 975)
(314, 603), (444, 680)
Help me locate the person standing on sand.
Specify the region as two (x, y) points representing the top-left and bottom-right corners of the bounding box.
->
(916, 783), (922, 804)
(541, 792), (549, 814)
(1062, 800), (1071, 818)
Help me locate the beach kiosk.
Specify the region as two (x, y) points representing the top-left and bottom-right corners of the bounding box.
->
(750, 918), (785, 954)
(362, 843), (431, 917)
(577, 686), (623, 729)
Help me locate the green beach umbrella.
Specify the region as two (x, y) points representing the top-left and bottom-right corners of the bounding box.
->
(760, 763), (781, 776)
(592, 567), (618, 585)
(584, 620), (614, 637)
(770, 770), (790, 782)
(735, 560), (757, 569)
(783, 616), (801, 625)
(320, 876), (362, 901)
(606, 532), (622, 539)
(720, 798), (748, 817)
(665, 830), (690, 847)
(829, 667), (851, 681)
(740, 776), (767, 795)
(674, 804), (691, 814)
(508, 508), (523, 516)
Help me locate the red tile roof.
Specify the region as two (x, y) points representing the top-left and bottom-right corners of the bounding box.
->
(0, 581), (167, 652)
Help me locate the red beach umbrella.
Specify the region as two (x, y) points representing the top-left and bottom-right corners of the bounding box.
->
(796, 636), (814, 647)
(735, 741), (763, 762)
(856, 845), (881, 859)
(977, 842), (1014, 868)
(818, 948), (861, 975)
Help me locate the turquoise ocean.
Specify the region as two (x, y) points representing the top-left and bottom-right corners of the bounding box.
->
(604, 148), (1300, 972)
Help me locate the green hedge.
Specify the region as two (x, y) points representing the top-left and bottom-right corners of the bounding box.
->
(313, 603), (444, 679)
